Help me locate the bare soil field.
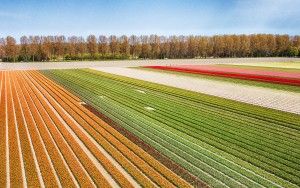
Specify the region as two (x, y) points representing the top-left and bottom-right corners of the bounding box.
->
(92, 67), (300, 115)
(1, 57), (300, 70)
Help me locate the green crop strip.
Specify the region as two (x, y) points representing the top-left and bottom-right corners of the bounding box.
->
(42, 69), (300, 188)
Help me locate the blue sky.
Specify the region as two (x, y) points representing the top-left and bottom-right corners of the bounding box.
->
(0, 0), (299, 38)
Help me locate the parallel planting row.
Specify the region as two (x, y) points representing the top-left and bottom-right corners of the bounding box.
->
(43, 69), (300, 188)
(144, 65), (300, 86)
(139, 66), (300, 93)
(0, 71), (191, 187)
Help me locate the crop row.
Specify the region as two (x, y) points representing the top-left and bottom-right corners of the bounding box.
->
(74, 70), (300, 160)
(63, 69), (297, 148)
(42, 69), (300, 188)
(29, 70), (191, 188)
(140, 67), (300, 94)
(24, 71), (146, 188)
(145, 65), (300, 86)
(42, 69), (262, 187)
(0, 71), (191, 187)
(37, 70), (204, 187)
(43, 70), (262, 187)
(0, 72), (7, 187)
(106, 68), (300, 129)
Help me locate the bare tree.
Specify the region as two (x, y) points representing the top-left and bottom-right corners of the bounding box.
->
(179, 35), (188, 58)
(198, 36), (210, 58)
(4, 36), (18, 62)
(140, 35), (151, 59)
(149, 35), (160, 59)
(160, 36), (170, 59)
(109, 35), (120, 55)
(187, 36), (198, 58)
(119, 35), (130, 56)
(129, 35), (141, 58)
(87, 35), (98, 57)
(240, 35), (250, 57)
(0, 34), (299, 62)
(98, 35), (109, 55)
(0, 38), (5, 61)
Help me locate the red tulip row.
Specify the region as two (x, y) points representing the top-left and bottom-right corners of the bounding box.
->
(145, 65), (300, 86)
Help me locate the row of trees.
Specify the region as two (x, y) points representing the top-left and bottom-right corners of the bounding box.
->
(0, 34), (299, 62)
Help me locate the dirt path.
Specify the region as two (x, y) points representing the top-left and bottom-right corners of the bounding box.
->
(92, 67), (300, 115)
(1, 57), (299, 70)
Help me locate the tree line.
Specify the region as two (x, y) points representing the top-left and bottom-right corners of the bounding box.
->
(0, 34), (299, 62)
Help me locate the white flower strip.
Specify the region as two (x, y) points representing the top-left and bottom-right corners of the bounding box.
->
(92, 67), (300, 115)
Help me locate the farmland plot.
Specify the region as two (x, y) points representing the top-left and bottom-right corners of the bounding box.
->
(228, 62), (300, 69)
(0, 71), (191, 188)
(92, 67), (300, 114)
(139, 67), (300, 93)
(43, 69), (300, 188)
(144, 65), (300, 86)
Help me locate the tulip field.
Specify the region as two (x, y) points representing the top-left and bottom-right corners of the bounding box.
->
(42, 68), (300, 188)
(144, 64), (300, 86)
(1, 61), (300, 188)
(0, 71), (192, 188)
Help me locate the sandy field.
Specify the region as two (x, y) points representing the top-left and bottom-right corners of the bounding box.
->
(1, 57), (300, 70)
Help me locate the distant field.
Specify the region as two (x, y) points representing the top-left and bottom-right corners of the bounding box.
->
(140, 67), (300, 93)
(43, 69), (300, 188)
(1, 57), (300, 70)
(229, 62), (300, 69)
(144, 64), (300, 86)
(216, 64), (300, 73)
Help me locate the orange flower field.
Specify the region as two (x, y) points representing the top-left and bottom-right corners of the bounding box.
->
(0, 71), (192, 188)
